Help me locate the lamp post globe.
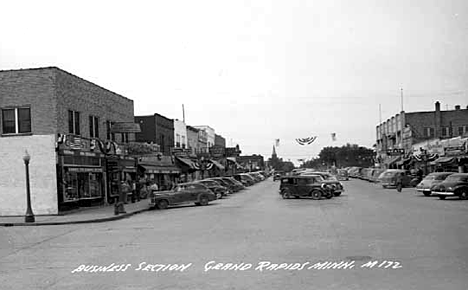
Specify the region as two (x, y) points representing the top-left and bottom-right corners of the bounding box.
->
(23, 150), (35, 223)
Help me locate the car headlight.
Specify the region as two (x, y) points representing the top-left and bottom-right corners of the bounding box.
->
(447, 187), (454, 192)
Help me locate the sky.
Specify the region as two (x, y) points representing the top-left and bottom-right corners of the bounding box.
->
(1, 0), (467, 165)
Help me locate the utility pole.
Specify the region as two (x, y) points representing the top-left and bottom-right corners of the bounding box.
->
(182, 104), (185, 123)
(379, 104), (382, 124)
(400, 88), (404, 112)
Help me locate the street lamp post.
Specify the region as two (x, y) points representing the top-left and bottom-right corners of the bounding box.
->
(23, 151), (35, 223)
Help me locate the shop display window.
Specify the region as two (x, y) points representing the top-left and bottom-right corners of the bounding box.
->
(62, 169), (103, 202)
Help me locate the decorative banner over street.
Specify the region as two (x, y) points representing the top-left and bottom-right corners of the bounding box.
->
(295, 136), (317, 145)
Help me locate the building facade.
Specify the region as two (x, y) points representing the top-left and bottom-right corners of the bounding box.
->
(173, 119), (187, 149)
(0, 67), (137, 215)
(186, 125), (200, 155)
(135, 113), (174, 155)
(376, 101), (468, 168)
(194, 125), (215, 149)
(215, 134), (226, 148)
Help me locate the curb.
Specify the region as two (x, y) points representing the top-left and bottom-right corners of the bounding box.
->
(0, 208), (150, 227)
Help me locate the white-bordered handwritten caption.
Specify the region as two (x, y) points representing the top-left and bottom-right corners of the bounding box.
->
(71, 260), (402, 274)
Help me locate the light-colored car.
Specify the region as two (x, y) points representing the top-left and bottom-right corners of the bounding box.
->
(415, 172), (454, 196)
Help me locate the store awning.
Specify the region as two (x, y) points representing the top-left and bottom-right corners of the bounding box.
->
(226, 157), (243, 169)
(175, 157), (199, 171)
(210, 159), (225, 170)
(387, 155), (401, 166)
(139, 164), (181, 174)
(434, 156), (456, 164)
(396, 157), (412, 166)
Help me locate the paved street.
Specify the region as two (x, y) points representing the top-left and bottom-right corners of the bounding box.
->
(1, 178), (467, 290)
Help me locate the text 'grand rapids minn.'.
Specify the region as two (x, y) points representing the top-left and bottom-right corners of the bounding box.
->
(71, 260), (402, 273)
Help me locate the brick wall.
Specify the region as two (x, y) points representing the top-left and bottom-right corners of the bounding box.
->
(54, 68), (135, 142)
(135, 114), (175, 155)
(0, 68), (58, 135)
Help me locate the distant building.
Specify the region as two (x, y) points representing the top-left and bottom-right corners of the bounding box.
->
(186, 125), (200, 155)
(237, 154), (265, 171)
(214, 134), (226, 148)
(194, 125), (215, 149)
(173, 119), (187, 149)
(376, 101), (468, 168)
(135, 113), (174, 155)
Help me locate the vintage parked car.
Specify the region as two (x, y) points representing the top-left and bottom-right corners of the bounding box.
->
(233, 174), (255, 186)
(431, 173), (468, 200)
(369, 168), (385, 183)
(149, 182), (216, 209)
(273, 171), (284, 181)
(378, 169), (412, 188)
(299, 171), (345, 196)
(279, 175), (334, 200)
(196, 179), (230, 199)
(221, 177), (246, 191)
(336, 169), (349, 181)
(347, 167), (362, 178)
(415, 172), (454, 196)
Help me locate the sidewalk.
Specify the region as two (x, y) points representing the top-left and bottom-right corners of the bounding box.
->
(0, 199), (151, 227)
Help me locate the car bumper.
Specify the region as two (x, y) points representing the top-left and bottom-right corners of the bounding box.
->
(433, 191), (455, 196)
(416, 188), (431, 192)
(381, 182), (396, 187)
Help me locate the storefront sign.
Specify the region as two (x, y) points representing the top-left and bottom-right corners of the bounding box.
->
(67, 167), (103, 173)
(386, 148), (405, 156)
(402, 127), (412, 139)
(110, 122), (141, 133)
(60, 135), (88, 150)
(412, 139), (445, 156)
(209, 146), (225, 157)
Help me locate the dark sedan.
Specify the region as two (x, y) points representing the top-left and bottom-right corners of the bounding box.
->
(149, 182), (216, 209)
(196, 180), (229, 199)
(431, 173), (468, 200)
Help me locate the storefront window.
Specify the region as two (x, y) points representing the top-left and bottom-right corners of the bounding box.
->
(62, 169), (103, 202)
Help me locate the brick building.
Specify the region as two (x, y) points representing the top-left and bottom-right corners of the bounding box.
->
(237, 154), (265, 171)
(135, 113), (174, 155)
(214, 134), (226, 148)
(186, 125), (200, 155)
(0, 67), (137, 215)
(376, 101), (468, 168)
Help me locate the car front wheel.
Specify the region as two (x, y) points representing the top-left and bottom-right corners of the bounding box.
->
(311, 190), (322, 200)
(157, 200), (169, 210)
(199, 196), (209, 206)
(281, 189), (291, 199)
(438, 196), (446, 200)
(423, 191), (431, 196)
(458, 189), (468, 200)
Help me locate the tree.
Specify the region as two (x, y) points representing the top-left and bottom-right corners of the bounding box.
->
(301, 144), (374, 169)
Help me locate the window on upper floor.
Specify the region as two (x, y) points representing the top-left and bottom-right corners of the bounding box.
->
(68, 110), (81, 135)
(424, 127), (434, 138)
(441, 127), (449, 137)
(106, 120), (115, 141)
(89, 116), (99, 138)
(1, 107), (32, 135)
(458, 126), (467, 136)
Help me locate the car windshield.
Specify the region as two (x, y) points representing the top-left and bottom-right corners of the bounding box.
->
(423, 175), (437, 180)
(326, 175), (338, 181)
(384, 172), (398, 177)
(445, 175), (468, 182)
(297, 178), (316, 185)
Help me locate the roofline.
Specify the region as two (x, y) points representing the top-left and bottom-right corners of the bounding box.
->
(0, 66), (134, 103)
